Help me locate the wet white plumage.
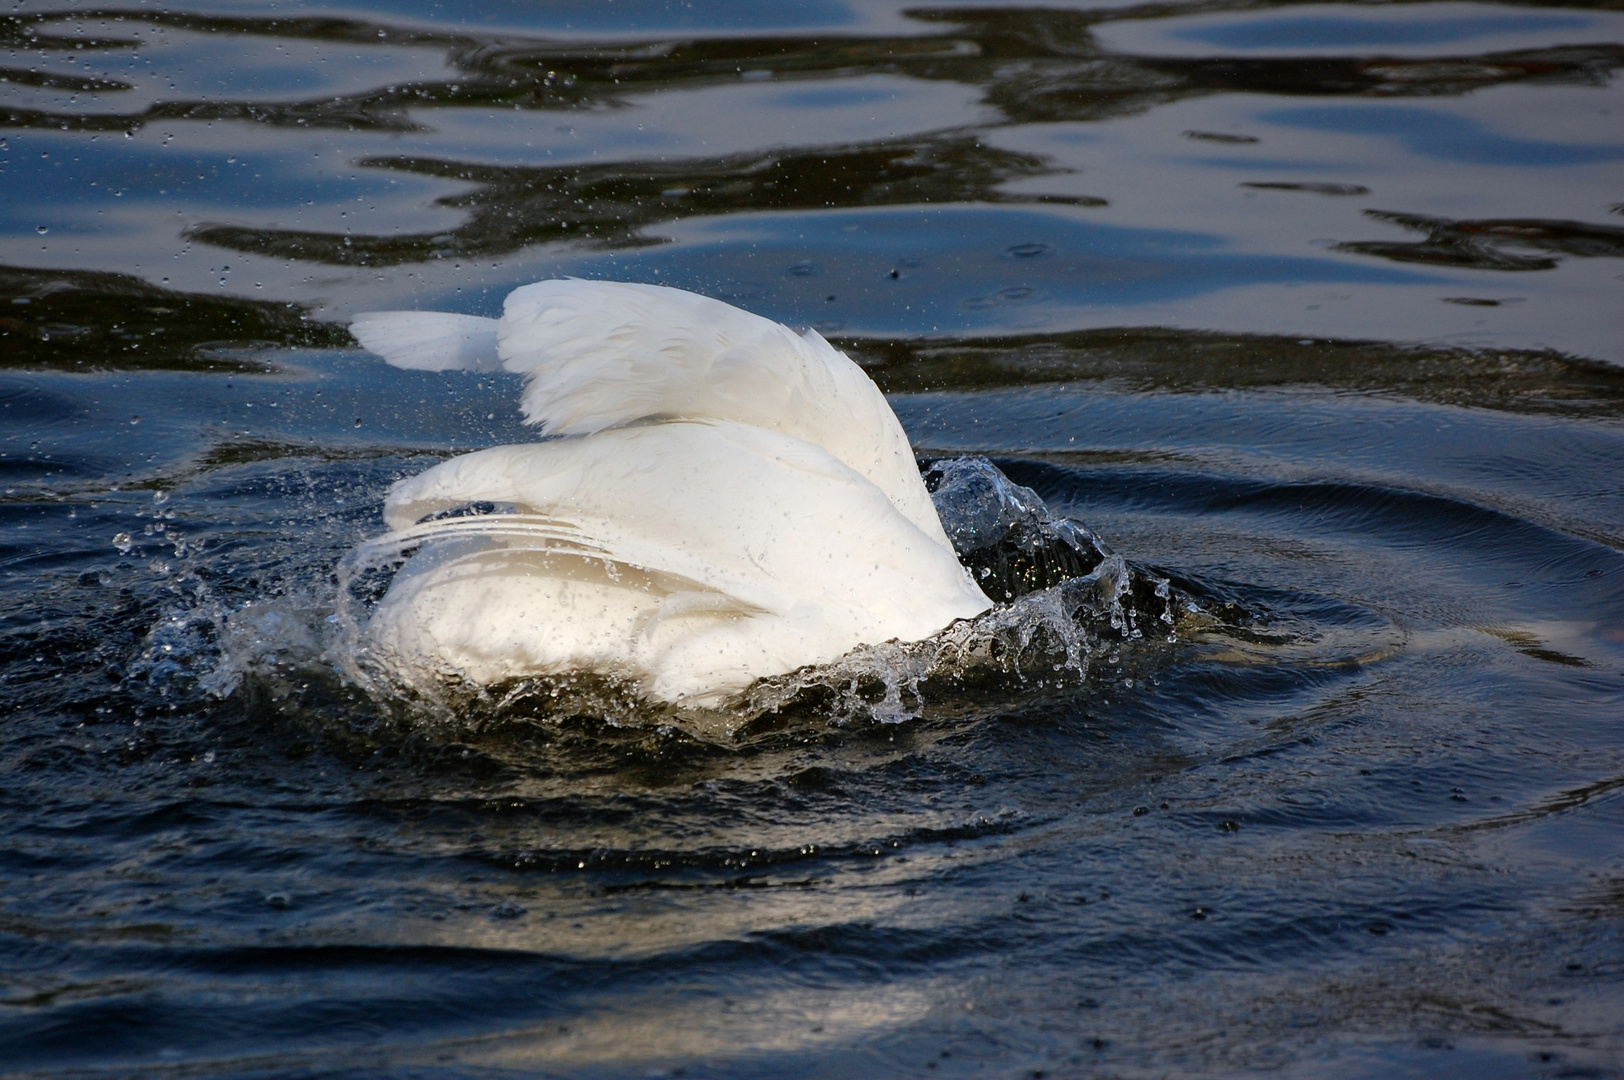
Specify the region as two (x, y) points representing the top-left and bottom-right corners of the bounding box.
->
(349, 280), (991, 705)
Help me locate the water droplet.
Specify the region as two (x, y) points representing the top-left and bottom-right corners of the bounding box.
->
(36, 225), (48, 235)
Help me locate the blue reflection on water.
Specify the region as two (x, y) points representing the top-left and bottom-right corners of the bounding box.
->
(1174, 12), (1592, 49)
(1263, 106), (1624, 167)
(0, 133), (437, 235)
(548, 206), (1439, 333)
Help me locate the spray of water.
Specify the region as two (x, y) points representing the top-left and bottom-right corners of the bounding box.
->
(191, 456), (1194, 730)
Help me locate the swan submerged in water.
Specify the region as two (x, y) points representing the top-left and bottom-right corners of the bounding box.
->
(348, 280), (993, 706)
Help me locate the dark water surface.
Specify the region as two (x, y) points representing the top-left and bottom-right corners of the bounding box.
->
(3, 0), (1623, 1076)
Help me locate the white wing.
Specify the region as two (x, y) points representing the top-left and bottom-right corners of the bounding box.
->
(350, 281), (953, 551)
(494, 280), (950, 550)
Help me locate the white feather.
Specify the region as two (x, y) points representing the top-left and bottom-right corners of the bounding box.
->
(493, 280), (949, 548)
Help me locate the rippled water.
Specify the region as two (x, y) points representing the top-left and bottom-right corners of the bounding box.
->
(3, 0), (1623, 1076)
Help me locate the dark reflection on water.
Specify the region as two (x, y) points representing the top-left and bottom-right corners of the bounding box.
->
(184, 137), (1068, 263)
(1336, 209), (1624, 270)
(2, 1), (1624, 1077)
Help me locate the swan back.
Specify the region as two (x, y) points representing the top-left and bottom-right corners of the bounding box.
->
(367, 420), (989, 702)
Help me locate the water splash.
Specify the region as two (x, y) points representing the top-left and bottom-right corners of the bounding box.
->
(289, 454), (1188, 728)
(737, 553), (1133, 724)
(122, 494), (233, 698)
(927, 455), (1117, 601)
(733, 456), (1197, 723)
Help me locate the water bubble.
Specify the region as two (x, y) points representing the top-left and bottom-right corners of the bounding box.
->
(36, 225), (48, 235)
(112, 532), (134, 554)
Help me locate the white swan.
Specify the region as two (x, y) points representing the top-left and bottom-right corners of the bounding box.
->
(348, 280), (991, 705)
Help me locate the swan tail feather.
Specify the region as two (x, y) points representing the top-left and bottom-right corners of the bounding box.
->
(351, 311), (502, 372)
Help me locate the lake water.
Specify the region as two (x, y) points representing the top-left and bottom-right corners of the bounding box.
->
(2, 0), (1623, 1076)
